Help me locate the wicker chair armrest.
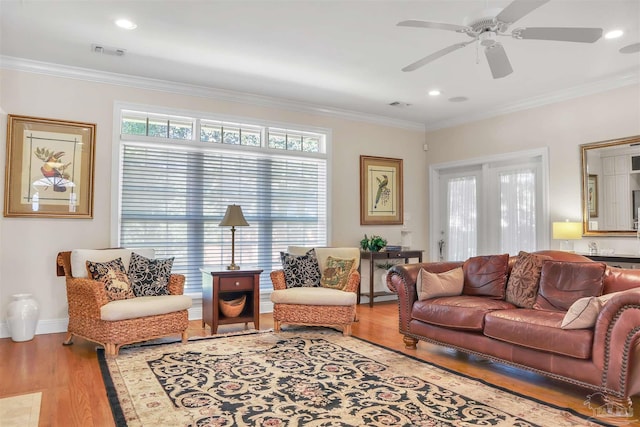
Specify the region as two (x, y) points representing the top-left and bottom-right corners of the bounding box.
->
(65, 277), (109, 318)
(168, 274), (186, 295)
(271, 270), (287, 290)
(342, 270), (361, 294)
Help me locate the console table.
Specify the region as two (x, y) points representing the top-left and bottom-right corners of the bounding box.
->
(583, 254), (640, 266)
(200, 266), (263, 334)
(360, 249), (423, 307)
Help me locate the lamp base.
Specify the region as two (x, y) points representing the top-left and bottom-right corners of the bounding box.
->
(226, 264), (241, 270)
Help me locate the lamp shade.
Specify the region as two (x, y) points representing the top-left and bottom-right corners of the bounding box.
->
(219, 204), (249, 227)
(552, 221), (582, 240)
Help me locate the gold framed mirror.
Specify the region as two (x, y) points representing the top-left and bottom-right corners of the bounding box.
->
(581, 135), (640, 236)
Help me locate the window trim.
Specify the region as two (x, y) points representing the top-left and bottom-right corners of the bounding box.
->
(110, 102), (334, 298)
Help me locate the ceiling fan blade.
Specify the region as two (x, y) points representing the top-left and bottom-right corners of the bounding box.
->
(485, 43), (513, 79)
(620, 42), (640, 54)
(397, 20), (471, 33)
(402, 41), (473, 72)
(496, 0), (550, 25)
(514, 27), (603, 43)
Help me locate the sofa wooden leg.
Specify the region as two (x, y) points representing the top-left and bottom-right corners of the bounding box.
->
(62, 332), (74, 346)
(181, 331), (189, 344)
(403, 335), (418, 349)
(274, 320), (281, 333)
(343, 325), (352, 336)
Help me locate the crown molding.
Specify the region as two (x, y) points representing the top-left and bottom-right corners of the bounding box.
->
(424, 70), (639, 132)
(0, 56), (426, 132)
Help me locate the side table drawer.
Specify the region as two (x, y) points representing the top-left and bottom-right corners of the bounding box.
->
(220, 276), (254, 291)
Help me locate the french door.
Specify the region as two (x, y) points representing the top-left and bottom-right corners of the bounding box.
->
(431, 149), (548, 261)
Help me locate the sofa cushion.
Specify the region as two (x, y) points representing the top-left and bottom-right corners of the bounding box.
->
(484, 309), (594, 359)
(534, 261), (606, 311)
(71, 248), (155, 278)
(561, 291), (622, 329)
(462, 254), (510, 299)
(281, 249), (322, 288)
(270, 287), (357, 306)
(505, 251), (550, 308)
(87, 258), (136, 301)
(128, 252), (174, 297)
(100, 295), (192, 321)
(416, 267), (464, 301)
(412, 296), (516, 331)
(320, 256), (356, 290)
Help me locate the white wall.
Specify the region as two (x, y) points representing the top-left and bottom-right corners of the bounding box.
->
(0, 67), (426, 336)
(424, 83), (640, 256)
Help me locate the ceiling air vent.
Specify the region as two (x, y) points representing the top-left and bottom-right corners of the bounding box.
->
(92, 44), (126, 56)
(388, 101), (411, 108)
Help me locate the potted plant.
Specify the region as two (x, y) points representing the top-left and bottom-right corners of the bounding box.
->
(360, 234), (387, 252)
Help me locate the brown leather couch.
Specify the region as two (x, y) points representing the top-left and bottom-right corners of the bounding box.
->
(387, 250), (640, 406)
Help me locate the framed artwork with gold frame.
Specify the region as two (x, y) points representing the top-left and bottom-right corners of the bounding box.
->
(360, 155), (403, 225)
(4, 115), (96, 218)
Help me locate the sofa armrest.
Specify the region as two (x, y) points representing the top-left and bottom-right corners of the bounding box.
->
(65, 277), (110, 319)
(271, 270), (287, 290)
(387, 262), (463, 333)
(593, 288), (640, 398)
(168, 274), (186, 295)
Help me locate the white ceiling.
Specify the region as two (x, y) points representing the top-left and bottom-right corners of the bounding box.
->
(1, 0), (639, 130)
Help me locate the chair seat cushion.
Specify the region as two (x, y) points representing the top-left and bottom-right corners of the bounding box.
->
(101, 295), (192, 321)
(271, 287), (357, 306)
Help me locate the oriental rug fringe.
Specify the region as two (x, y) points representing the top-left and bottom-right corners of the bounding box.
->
(98, 329), (613, 426)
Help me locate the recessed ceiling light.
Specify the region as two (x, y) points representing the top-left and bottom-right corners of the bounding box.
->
(605, 29), (624, 39)
(115, 19), (137, 30)
(428, 90), (441, 97)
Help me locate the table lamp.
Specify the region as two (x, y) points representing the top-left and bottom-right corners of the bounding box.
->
(219, 204), (249, 270)
(552, 220), (582, 252)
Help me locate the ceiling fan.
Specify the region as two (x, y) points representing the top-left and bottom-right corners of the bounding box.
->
(398, 0), (603, 79)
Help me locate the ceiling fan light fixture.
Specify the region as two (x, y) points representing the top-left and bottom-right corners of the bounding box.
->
(605, 29), (624, 39)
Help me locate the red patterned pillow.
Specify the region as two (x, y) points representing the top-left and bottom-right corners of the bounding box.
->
(87, 258), (135, 301)
(505, 251), (551, 308)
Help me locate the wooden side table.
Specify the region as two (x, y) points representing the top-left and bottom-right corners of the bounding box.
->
(359, 250), (423, 307)
(200, 266), (263, 334)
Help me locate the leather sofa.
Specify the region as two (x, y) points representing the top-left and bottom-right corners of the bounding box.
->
(387, 250), (640, 406)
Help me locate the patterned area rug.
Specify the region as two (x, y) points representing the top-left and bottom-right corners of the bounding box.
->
(98, 329), (612, 426)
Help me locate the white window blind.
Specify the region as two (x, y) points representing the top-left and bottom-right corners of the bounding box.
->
(118, 142), (328, 294)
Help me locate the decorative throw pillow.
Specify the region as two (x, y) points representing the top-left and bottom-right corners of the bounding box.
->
(462, 254), (510, 299)
(561, 291), (621, 329)
(280, 249), (322, 288)
(320, 256), (356, 290)
(128, 252), (174, 296)
(534, 261), (606, 311)
(505, 251), (551, 308)
(86, 258), (135, 301)
(416, 267), (464, 301)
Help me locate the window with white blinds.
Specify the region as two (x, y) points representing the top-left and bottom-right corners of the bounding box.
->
(115, 107), (328, 295)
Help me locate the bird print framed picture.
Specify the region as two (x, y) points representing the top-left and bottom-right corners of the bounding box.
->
(4, 115), (96, 218)
(360, 155), (403, 225)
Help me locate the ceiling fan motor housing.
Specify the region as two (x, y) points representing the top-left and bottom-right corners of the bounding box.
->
(463, 7), (504, 34)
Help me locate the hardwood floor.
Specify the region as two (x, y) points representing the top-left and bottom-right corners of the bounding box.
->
(0, 302), (638, 426)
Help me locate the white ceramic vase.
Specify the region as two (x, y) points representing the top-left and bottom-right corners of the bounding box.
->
(6, 293), (39, 342)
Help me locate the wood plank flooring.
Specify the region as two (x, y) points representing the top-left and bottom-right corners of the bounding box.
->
(0, 301), (637, 426)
